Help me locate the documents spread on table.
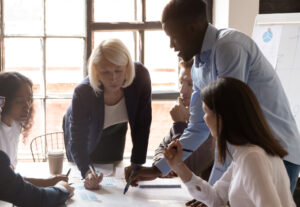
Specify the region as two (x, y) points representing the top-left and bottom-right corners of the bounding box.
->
(65, 163), (192, 206)
(138, 177), (182, 188)
(69, 163), (114, 178)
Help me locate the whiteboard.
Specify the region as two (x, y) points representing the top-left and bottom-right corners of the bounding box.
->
(252, 13), (300, 131)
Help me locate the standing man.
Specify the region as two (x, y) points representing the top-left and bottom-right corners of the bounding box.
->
(130, 0), (300, 194)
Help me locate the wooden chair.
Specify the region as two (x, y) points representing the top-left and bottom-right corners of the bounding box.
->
(30, 131), (65, 162)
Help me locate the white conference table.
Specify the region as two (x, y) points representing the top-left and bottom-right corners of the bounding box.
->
(13, 160), (193, 207)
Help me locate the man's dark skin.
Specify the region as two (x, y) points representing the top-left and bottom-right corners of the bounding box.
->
(125, 17), (207, 184)
(125, 3), (210, 207)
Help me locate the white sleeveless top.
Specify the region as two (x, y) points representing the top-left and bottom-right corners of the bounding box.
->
(103, 97), (129, 129)
(0, 121), (22, 167)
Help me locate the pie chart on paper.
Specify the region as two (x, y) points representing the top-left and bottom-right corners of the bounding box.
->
(263, 29), (273, 43)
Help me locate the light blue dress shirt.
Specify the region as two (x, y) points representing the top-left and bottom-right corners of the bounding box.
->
(156, 24), (300, 184)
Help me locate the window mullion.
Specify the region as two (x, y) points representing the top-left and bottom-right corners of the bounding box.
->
(0, 0), (4, 71)
(139, 0), (146, 64)
(41, 0), (46, 135)
(86, 0), (93, 72)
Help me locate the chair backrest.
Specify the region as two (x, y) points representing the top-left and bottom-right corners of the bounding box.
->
(30, 131), (65, 162)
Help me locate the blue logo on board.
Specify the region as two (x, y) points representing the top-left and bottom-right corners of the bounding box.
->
(263, 28), (273, 42)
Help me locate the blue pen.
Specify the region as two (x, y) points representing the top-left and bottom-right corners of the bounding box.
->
(123, 164), (139, 195)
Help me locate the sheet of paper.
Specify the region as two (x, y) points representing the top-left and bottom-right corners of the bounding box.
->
(101, 177), (125, 187)
(137, 177), (182, 188)
(65, 176), (192, 206)
(94, 163), (114, 176)
(252, 25), (282, 68)
(69, 163), (114, 178)
(75, 186), (100, 201)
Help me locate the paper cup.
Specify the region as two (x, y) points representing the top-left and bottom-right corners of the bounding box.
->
(47, 150), (64, 175)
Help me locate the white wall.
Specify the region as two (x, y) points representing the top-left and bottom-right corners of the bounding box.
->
(213, 0), (229, 29)
(213, 0), (259, 36)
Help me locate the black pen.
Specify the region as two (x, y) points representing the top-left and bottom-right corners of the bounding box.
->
(172, 146), (193, 153)
(66, 168), (71, 177)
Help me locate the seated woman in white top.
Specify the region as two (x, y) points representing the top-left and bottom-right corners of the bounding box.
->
(0, 72), (67, 187)
(164, 77), (296, 207)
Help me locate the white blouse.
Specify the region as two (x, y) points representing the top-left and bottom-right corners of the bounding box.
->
(0, 121), (22, 167)
(184, 145), (296, 207)
(103, 97), (129, 129)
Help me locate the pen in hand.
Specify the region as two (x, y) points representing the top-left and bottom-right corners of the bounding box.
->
(123, 164), (139, 195)
(172, 146), (193, 153)
(89, 164), (96, 176)
(84, 164), (103, 190)
(65, 168), (72, 185)
(164, 142), (194, 152)
(66, 168), (71, 177)
(164, 141), (193, 153)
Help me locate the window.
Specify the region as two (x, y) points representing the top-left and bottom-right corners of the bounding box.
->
(0, 0), (212, 160)
(0, 0), (86, 158)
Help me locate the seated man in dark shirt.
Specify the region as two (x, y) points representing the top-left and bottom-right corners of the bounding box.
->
(153, 59), (214, 207)
(153, 59), (214, 179)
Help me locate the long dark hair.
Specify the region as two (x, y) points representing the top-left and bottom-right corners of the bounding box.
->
(201, 77), (287, 164)
(0, 72), (34, 139)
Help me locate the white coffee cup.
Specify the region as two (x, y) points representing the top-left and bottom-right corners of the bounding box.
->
(47, 150), (64, 175)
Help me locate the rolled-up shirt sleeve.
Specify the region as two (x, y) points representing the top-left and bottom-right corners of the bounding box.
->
(184, 164), (232, 207)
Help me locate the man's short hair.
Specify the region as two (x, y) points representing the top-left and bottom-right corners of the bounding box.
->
(161, 0), (207, 23)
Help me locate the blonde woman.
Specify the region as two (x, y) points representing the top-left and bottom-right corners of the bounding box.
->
(64, 38), (152, 189)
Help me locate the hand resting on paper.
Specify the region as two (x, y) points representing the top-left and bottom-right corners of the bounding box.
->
(55, 181), (75, 198)
(84, 170), (103, 190)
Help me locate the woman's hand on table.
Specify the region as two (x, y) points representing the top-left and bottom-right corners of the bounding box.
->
(49, 174), (69, 186)
(55, 181), (74, 198)
(84, 170), (103, 190)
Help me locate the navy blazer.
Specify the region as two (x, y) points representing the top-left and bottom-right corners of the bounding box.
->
(64, 62), (152, 177)
(0, 150), (69, 207)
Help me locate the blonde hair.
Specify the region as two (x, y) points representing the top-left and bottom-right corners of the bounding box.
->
(88, 38), (135, 94)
